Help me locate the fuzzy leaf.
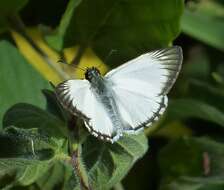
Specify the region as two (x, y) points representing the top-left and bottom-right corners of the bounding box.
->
(3, 103), (68, 139)
(0, 126), (68, 188)
(36, 161), (77, 190)
(2, 97), (148, 189)
(82, 133), (148, 190)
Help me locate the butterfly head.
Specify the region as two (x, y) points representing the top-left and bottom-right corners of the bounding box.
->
(85, 67), (101, 82)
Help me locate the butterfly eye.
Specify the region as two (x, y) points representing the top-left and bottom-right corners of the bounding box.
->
(85, 70), (93, 81)
(85, 72), (90, 80)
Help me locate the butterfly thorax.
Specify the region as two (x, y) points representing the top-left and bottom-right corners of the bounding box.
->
(85, 67), (106, 94)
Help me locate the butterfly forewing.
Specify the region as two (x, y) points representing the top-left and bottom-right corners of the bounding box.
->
(56, 80), (120, 142)
(106, 46), (182, 96)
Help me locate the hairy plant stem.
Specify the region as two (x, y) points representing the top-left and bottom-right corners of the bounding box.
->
(68, 116), (92, 190)
(8, 14), (70, 80)
(71, 147), (93, 190)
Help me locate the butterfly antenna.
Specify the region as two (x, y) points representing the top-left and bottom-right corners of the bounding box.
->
(73, 65), (86, 71)
(69, 64), (86, 72)
(104, 49), (117, 64)
(57, 55), (67, 65)
(57, 57), (86, 72)
(96, 49), (118, 69)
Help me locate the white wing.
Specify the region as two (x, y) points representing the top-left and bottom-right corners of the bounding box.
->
(106, 46), (182, 132)
(56, 80), (120, 142)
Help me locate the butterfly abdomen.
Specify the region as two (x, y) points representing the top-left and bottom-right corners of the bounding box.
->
(90, 77), (123, 136)
(97, 91), (123, 134)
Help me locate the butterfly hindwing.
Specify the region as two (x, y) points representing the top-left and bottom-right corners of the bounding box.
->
(112, 86), (168, 133)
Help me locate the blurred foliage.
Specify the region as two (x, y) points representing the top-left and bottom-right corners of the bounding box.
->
(0, 0), (224, 189)
(0, 0), (28, 33)
(0, 41), (49, 122)
(45, 0), (184, 67)
(159, 137), (224, 190)
(181, 0), (224, 51)
(11, 28), (108, 83)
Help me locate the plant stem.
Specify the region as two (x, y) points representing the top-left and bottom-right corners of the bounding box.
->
(8, 14), (70, 80)
(71, 149), (90, 190)
(68, 116), (92, 190)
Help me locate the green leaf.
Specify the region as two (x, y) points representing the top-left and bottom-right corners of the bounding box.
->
(82, 133), (148, 190)
(3, 103), (68, 139)
(165, 99), (224, 128)
(173, 47), (212, 97)
(1, 129), (147, 190)
(0, 0), (29, 33)
(37, 132), (148, 190)
(0, 0), (28, 15)
(42, 89), (67, 122)
(159, 137), (224, 190)
(160, 176), (224, 190)
(46, 0), (184, 65)
(0, 127), (55, 160)
(213, 63), (224, 86)
(182, 48), (211, 81)
(0, 126), (66, 188)
(37, 131), (148, 190)
(36, 161), (77, 190)
(44, 0), (82, 51)
(2, 95), (148, 189)
(0, 40), (49, 126)
(186, 80), (224, 112)
(181, 1), (224, 51)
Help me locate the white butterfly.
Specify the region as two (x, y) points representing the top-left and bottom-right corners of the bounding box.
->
(56, 46), (183, 143)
